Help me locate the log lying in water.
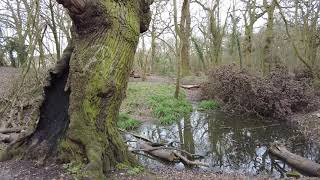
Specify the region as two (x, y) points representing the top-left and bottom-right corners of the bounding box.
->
(139, 143), (177, 162)
(269, 144), (320, 177)
(181, 85), (200, 90)
(133, 142), (209, 167)
(0, 128), (21, 134)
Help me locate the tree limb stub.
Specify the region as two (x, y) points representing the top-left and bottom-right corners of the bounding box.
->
(56, 0), (86, 15)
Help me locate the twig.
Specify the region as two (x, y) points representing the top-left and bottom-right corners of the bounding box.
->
(118, 128), (153, 143)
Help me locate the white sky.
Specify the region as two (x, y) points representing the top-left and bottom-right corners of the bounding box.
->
(140, 0), (267, 49)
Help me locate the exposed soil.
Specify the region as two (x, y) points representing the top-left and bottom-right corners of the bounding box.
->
(109, 168), (320, 180)
(0, 160), (72, 180)
(109, 169), (271, 180)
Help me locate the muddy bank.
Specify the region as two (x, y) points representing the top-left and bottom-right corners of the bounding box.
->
(291, 110), (320, 147)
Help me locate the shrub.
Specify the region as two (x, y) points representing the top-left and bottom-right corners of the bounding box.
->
(201, 64), (319, 120)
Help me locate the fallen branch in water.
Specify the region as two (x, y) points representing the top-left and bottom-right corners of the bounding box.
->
(133, 143), (209, 167)
(119, 128), (153, 143)
(173, 152), (209, 167)
(131, 146), (204, 160)
(269, 143), (320, 177)
(121, 129), (208, 167)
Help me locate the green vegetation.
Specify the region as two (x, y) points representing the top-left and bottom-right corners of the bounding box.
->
(116, 163), (144, 175)
(198, 100), (220, 111)
(117, 113), (142, 130)
(148, 93), (192, 125)
(121, 82), (192, 125)
(63, 161), (86, 180)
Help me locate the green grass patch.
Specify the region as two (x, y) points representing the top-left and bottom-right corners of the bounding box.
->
(198, 100), (220, 111)
(148, 94), (192, 125)
(117, 113), (142, 130)
(121, 82), (192, 125)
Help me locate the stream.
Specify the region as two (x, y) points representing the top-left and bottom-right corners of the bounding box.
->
(125, 106), (320, 178)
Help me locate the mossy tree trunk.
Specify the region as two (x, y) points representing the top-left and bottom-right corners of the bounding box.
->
(262, 0), (276, 75)
(2, 0), (153, 179)
(180, 0), (191, 76)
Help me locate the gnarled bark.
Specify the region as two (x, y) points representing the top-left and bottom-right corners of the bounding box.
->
(1, 1), (153, 179)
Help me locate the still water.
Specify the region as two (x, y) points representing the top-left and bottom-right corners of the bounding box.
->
(126, 107), (320, 178)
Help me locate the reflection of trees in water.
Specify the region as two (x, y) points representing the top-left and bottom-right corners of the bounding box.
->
(135, 110), (320, 177)
(182, 115), (195, 159)
(201, 111), (320, 176)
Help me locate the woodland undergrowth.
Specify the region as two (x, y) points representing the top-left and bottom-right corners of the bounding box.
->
(202, 64), (320, 120)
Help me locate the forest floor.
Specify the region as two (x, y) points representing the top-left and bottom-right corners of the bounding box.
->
(0, 69), (319, 179)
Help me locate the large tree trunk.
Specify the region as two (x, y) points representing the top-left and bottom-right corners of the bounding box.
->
(1, 1), (153, 179)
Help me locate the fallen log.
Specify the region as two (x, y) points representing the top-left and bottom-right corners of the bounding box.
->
(138, 143), (178, 162)
(173, 152), (209, 167)
(181, 84), (200, 90)
(0, 133), (18, 143)
(134, 143), (209, 167)
(0, 128), (21, 134)
(269, 144), (320, 177)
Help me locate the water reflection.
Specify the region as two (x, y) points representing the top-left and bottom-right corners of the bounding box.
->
(127, 109), (320, 178)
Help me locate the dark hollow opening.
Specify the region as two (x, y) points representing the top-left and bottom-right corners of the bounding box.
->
(27, 67), (71, 155)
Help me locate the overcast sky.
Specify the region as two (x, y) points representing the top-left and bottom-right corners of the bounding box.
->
(139, 0), (268, 49)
